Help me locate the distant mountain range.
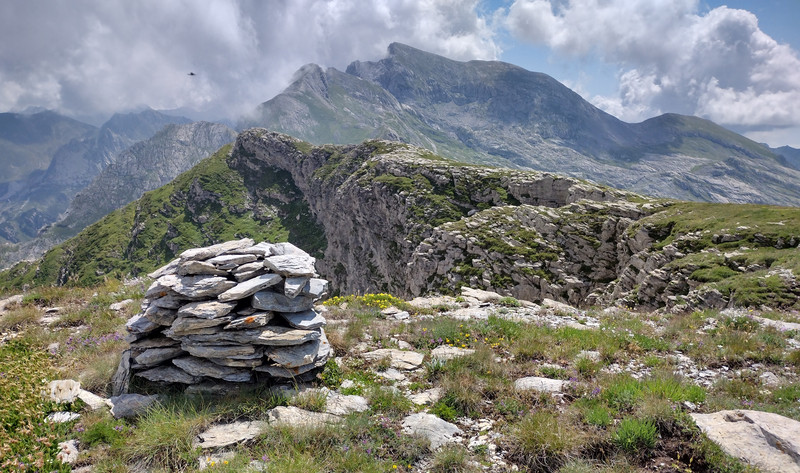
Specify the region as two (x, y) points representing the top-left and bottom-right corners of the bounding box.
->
(0, 109), (236, 268)
(244, 43), (800, 206)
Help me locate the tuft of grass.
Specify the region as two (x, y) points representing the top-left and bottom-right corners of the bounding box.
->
(612, 417), (658, 454)
(508, 409), (584, 472)
(367, 386), (413, 417)
(0, 341), (70, 472)
(431, 444), (481, 473)
(121, 401), (211, 471)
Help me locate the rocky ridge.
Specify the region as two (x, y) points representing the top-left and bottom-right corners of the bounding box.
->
(3, 130), (800, 313)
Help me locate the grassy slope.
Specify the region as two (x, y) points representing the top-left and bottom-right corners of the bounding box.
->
(0, 144), (325, 289)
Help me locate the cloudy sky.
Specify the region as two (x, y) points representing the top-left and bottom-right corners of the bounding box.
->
(1, 1), (799, 147)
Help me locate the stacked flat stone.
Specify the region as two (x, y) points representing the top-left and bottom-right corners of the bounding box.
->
(120, 238), (331, 391)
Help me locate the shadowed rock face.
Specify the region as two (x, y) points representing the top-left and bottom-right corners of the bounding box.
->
(246, 42), (800, 207)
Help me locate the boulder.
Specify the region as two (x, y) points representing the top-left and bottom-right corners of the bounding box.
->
(362, 349), (425, 370)
(691, 410), (800, 473)
(47, 379), (81, 403)
(193, 420), (269, 449)
(514, 376), (567, 393)
(401, 413), (462, 449)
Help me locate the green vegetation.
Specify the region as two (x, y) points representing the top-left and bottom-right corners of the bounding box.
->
(0, 144), (326, 289)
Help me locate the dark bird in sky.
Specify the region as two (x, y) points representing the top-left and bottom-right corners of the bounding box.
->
(188, 72), (196, 76)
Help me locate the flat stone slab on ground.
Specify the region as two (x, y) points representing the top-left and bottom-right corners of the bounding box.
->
(401, 413), (462, 450)
(431, 346), (475, 361)
(409, 387), (443, 405)
(77, 389), (108, 410)
(691, 410), (800, 473)
(47, 411), (81, 423)
(193, 420), (269, 449)
(325, 391), (369, 416)
(266, 406), (340, 427)
(514, 376), (567, 393)
(362, 348), (424, 370)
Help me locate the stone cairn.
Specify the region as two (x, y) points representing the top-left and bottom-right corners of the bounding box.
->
(113, 238), (331, 395)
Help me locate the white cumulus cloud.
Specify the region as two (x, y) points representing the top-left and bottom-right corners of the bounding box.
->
(505, 0), (800, 133)
(0, 0), (499, 122)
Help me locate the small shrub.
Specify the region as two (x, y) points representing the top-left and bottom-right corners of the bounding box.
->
(431, 399), (460, 422)
(508, 410), (583, 471)
(367, 386), (412, 416)
(613, 417), (658, 454)
(498, 296), (521, 307)
(319, 358), (343, 389)
(431, 445), (480, 473)
(291, 389), (328, 413)
(584, 406), (613, 428)
(602, 376), (642, 411)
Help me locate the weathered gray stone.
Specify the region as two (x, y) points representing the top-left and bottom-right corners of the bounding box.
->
(302, 278), (330, 298)
(279, 309), (326, 330)
(171, 275), (236, 299)
(0, 294), (23, 313)
(126, 314), (160, 335)
(401, 413), (463, 449)
(229, 241), (274, 256)
(254, 357), (326, 377)
(144, 304), (178, 325)
(325, 391), (369, 416)
(362, 349), (424, 370)
(130, 336), (180, 349)
(47, 379), (81, 403)
(691, 410), (800, 473)
(206, 253), (258, 269)
(170, 315), (233, 333)
(148, 257), (181, 279)
(149, 293), (186, 309)
(47, 411), (81, 423)
(271, 242), (306, 256)
(56, 439), (80, 464)
(409, 387), (443, 405)
(173, 357), (252, 382)
(514, 376), (567, 393)
(461, 287), (503, 303)
(177, 300), (237, 319)
(268, 332), (330, 369)
(193, 420), (269, 449)
(254, 326), (321, 346)
(264, 254), (316, 277)
(283, 277), (310, 298)
(145, 274), (181, 298)
(109, 393), (159, 418)
(177, 260), (229, 276)
(218, 273), (282, 302)
(135, 366), (199, 384)
(134, 347), (184, 367)
(252, 291), (315, 312)
(110, 299), (135, 311)
(77, 389), (107, 410)
(182, 343), (258, 359)
(209, 357), (264, 368)
(111, 350), (131, 396)
(224, 312), (274, 330)
(431, 346), (475, 361)
(266, 406), (339, 427)
(179, 238), (255, 261)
